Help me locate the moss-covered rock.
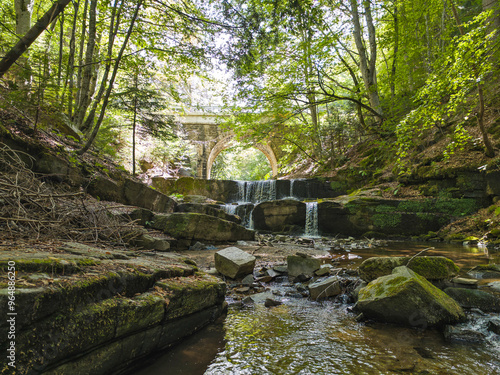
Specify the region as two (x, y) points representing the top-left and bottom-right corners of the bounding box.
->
(156, 273), (226, 319)
(357, 266), (465, 327)
(151, 212), (255, 243)
(358, 256), (459, 282)
(316, 194), (482, 237)
(444, 287), (500, 312)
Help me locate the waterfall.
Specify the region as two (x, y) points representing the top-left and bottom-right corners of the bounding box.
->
(222, 204), (237, 215)
(244, 180), (276, 203)
(237, 181), (246, 202)
(305, 201), (319, 237)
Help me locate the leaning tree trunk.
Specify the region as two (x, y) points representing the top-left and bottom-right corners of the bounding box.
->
(0, 0), (72, 78)
(349, 0), (383, 120)
(74, 0), (97, 129)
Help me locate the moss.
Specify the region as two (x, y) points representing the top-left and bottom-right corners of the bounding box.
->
(373, 213), (402, 228)
(374, 205), (396, 213)
(446, 233), (466, 242)
(175, 177), (195, 194)
(406, 257), (459, 279)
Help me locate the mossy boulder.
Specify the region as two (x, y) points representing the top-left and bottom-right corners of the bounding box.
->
(358, 256), (459, 282)
(151, 212), (255, 243)
(317, 196), (479, 237)
(177, 203), (241, 224)
(88, 175), (176, 213)
(444, 287), (500, 312)
(357, 266), (465, 327)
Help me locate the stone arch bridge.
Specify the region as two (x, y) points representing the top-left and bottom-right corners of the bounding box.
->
(176, 111), (279, 179)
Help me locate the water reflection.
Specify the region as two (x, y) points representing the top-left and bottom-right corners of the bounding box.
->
(133, 242), (500, 375)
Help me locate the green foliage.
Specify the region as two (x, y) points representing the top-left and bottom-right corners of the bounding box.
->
(396, 10), (499, 171)
(211, 145), (272, 180)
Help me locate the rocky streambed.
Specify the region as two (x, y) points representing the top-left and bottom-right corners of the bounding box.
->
(137, 237), (500, 375)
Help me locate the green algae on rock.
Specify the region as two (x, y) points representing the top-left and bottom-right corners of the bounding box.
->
(358, 256), (459, 282)
(357, 266), (465, 327)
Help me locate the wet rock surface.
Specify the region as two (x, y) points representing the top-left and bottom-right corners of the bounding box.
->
(356, 266), (465, 327)
(0, 244), (226, 375)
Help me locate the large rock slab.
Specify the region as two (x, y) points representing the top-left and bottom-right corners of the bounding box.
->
(0, 247), (225, 375)
(444, 287), (500, 312)
(287, 254), (321, 277)
(88, 175), (176, 213)
(308, 276), (341, 300)
(177, 203), (241, 224)
(358, 256), (459, 282)
(151, 213), (255, 243)
(252, 199), (306, 233)
(357, 266), (465, 327)
(214, 247), (256, 279)
(317, 196), (479, 237)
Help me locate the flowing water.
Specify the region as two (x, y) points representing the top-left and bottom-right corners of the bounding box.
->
(222, 179), (320, 235)
(134, 242), (500, 375)
(304, 202), (319, 238)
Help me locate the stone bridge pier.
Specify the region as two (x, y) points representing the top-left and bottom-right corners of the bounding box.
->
(178, 111), (278, 179)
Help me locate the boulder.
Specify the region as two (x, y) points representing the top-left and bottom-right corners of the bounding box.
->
(252, 199), (306, 233)
(308, 276), (341, 300)
(287, 254), (321, 277)
(444, 325), (486, 343)
(317, 196), (478, 237)
(444, 287), (500, 312)
(214, 247), (256, 279)
(151, 213), (255, 243)
(358, 256), (459, 282)
(132, 234), (171, 251)
(88, 175), (176, 213)
(356, 266), (465, 327)
(487, 318), (500, 335)
(468, 264), (500, 279)
(177, 203), (241, 224)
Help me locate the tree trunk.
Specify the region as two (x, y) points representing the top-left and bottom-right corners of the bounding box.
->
(349, 0), (383, 120)
(0, 0), (72, 78)
(483, 0), (500, 33)
(14, 0), (33, 35)
(81, 0), (123, 133)
(61, 1), (80, 113)
(78, 0), (144, 155)
(75, 0), (97, 129)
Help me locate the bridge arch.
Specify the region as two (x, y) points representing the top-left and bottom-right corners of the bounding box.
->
(206, 135), (278, 179)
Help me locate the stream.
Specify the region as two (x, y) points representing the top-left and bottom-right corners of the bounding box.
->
(134, 241), (500, 375)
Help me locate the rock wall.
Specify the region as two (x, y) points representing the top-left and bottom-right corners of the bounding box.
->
(151, 177), (343, 202)
(0, 246), (226, 375)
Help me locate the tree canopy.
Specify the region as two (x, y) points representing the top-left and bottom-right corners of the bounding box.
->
(0, 0), (498, 177)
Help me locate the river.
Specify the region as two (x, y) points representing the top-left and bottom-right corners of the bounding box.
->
(134, 241), (500, 375)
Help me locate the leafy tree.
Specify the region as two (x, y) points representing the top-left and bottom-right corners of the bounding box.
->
(396, 7), (498, 169)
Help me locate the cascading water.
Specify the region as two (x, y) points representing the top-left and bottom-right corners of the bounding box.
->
(222, 204), (238, 215)
(243, 180), (277, 203)
(304, 201), (319, 237)
(222, 179), (323, 234)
